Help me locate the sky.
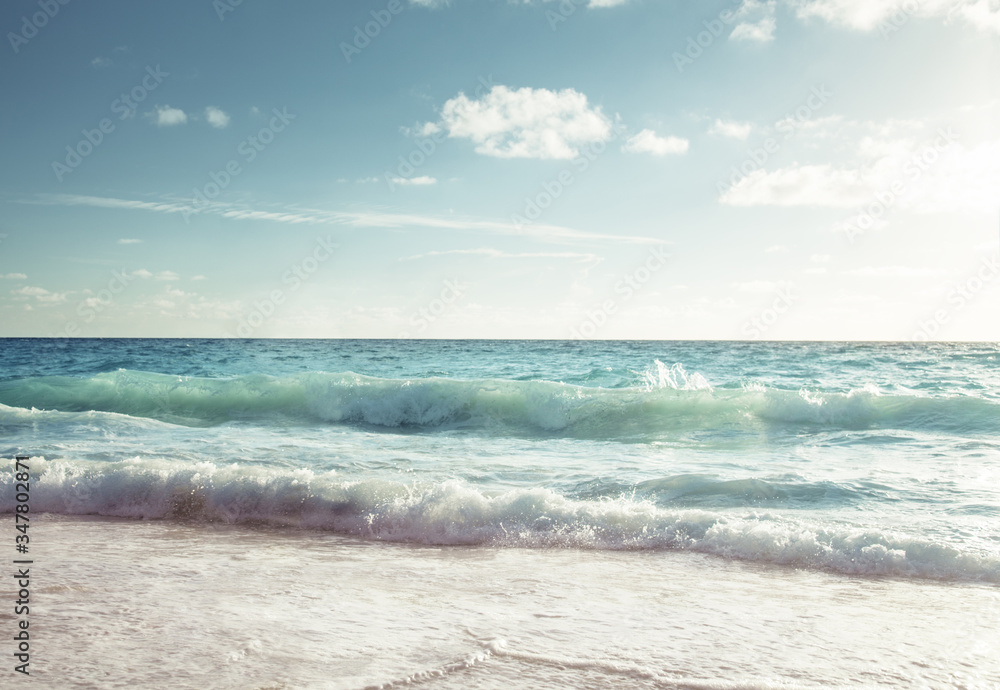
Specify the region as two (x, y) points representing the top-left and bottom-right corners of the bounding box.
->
(1, 0), (998, 339)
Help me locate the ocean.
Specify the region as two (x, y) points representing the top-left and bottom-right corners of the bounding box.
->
(1, 338), (998, 688)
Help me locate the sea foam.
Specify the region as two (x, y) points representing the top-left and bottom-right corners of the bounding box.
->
(4, 456), (997, 583)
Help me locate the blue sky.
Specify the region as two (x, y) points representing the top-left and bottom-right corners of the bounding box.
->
(1, 0), (998, 339)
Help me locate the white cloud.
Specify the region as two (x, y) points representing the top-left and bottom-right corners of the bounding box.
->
(205, 106), (231, 129)
(11, 286), (67, 302)
(622, 129), (689, 156)
(765, 245), (789, 253)
(787, 0), (1000, 34)
(151, 106), (188, 127)
(132, 269), (153, 279)
(156, 271), (180, 281)
(391, 176), (438, 186)
(2, 273), (27, 279)
(730, 18), (777, 41)
(720, 164), (870, 207)
(434, 85), (612, 159)
(710, 119), (753, 140)
(731, 0), (777, 41)
(720, 123), (1000, 214)
(91, 57), (112, 68)
(118, 238), (142, 245)
(401, 248), (602, 263)
(846, 265), (947, 278)
(418, 122), (442, 136)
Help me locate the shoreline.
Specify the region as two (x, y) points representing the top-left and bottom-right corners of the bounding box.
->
(8, 514), (997, 688)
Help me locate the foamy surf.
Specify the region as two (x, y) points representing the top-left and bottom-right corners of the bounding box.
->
(5, 456), (997, 583)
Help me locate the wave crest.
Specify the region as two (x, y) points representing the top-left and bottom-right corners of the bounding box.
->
(0, 367), (996, 436)
(3, 457), (997, 582)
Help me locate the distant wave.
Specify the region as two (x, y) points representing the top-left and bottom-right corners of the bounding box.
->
(3, 457), (998, 583)
(0, 366), (996, 437)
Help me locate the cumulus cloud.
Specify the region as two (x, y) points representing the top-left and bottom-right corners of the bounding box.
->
(731, 0), (777, 41)
(205, 106), (231, 129)
(731, 17), (777, 40)
(2, 273), (27, 279)
(150, 105), (188, 127)
(710, 119), (753, 140)
(622, 129), (689, 156)
(433, 85), (612, 159)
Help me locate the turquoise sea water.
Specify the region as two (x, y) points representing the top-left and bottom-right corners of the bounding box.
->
(3, 338), (999, 582)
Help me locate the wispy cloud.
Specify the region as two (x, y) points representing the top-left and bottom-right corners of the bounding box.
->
(29, 194), (663, 245)
(118, 238), (142, 245)
(400, 248), (603, 263)
(390, 175), (438, 186)
(10, 286), (68, 302)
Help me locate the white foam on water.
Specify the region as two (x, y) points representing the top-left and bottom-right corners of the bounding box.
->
(5, 456), (997, 583)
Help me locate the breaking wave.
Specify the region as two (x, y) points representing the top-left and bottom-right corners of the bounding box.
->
(0, 366), (996, 437)
(3, 457), (997, 583)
